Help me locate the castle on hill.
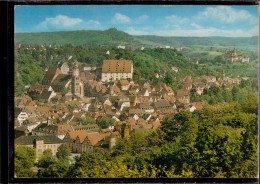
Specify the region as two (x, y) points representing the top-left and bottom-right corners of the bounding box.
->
(224, 48), (249, 63)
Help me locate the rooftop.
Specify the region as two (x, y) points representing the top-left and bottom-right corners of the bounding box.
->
(102, 60), (133, 73)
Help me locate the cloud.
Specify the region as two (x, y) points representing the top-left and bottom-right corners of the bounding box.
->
(165, 15), (190, 24)
(151, 26), (258, 37)
(36, 15), (100, 31)
(124, 27), (150, 35)
(39, 15), (83, 29)
(113, 13), (131, 24)
(197, 6), (257, 23)
(138, 15), (149, 20)
(124, 23), (258, 37)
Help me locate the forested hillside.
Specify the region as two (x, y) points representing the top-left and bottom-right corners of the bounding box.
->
(14, 43), (258, 96)
(15, 28), (258, 48)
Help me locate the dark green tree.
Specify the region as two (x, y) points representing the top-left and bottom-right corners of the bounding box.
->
(96, 117), (116, 129)
(56, 144), (71, 161)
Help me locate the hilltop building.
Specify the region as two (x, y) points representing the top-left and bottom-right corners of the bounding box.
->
(224, 48), (250, 63)
(101, 60), (133, 82)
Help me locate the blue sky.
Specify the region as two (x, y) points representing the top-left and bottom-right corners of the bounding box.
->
(15, 5), (258, 37)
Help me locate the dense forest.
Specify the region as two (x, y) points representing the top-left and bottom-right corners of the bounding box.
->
(15, 99), (258, 178)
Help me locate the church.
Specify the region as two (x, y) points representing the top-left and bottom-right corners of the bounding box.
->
(30, 62), (85, 98)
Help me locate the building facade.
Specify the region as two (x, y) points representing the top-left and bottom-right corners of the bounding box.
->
(15, 135), (64, 159)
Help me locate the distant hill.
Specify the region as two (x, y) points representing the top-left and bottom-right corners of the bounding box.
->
(15, 28), (258, 48)
(136, 35), (258, 48)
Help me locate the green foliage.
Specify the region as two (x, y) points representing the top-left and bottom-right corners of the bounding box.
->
(15, 52), (44, 96)
(161, 111), (193, 141)
(96, 117), (116, 129)
(79, 117), (96, 125)
(37, 149), (55, 169)
(56, 144), (71, 161)
(37, 149), (70, 178)
(15, 145), (36, 177)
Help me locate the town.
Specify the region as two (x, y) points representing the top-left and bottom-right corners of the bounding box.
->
(14, 55), (247, 159)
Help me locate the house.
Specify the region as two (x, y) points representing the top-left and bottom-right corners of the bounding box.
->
(59, 62), (70, 74)
(32, 124), (74, 140)
(189, 101), (208, 112)
(72, 124), (100, 132)
(101, 60), (133, 82)
(176, 89), (190, 104)
(28, 84), (53, 93)
(63, 130), (110, 153)
(114, 122), (133, 138)
(163, 95), (176, 104)
(162, 85), (174, 96)
(15, 135), (64, 159)
(84, 64), (97, 71)
(22, 118), (41, 132)
(119, 79), (130, 90)
(138, 88), (150, 97)
(153, 99), (175, 114)
(15, 95), (33, 108)
(27, 84), (55, 101)
(80, 71), (95, 83)
(42, 67), (62, 85)
(51, 74), (71, 93)
(109, 85), (122, 96)
(38, 90), (56, 103)
(117, 101), (130, 111)
(171, 67), (179, 73)
(15, 107), (29, 127)
(117, 45), (126, 49)
(196, 83), (207, 95)
(139, 103), (155, 113)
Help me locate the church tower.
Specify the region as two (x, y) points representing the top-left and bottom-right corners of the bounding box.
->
(109, 132), (116, 151)
(71, 62), (84, 97)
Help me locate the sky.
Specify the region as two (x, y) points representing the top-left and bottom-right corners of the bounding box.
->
(15, 5), (258, 37)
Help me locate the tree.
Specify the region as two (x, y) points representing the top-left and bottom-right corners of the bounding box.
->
(111, 137), (131, 157)
(37, 149), (56, 177)
(96, 117), (116, 129)
(164, 72), (174, 85)
(56, 144), (71, 161)
(129, 132), (148, 155)
(15, 145), (36, 177)
(79, 117), (96, 125)
(161, 111), (192, 141)
(242, 93), (258, 114)
(231, 86), (239, 101)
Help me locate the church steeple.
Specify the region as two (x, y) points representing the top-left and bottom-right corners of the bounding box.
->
(71, 62), (84, 97)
